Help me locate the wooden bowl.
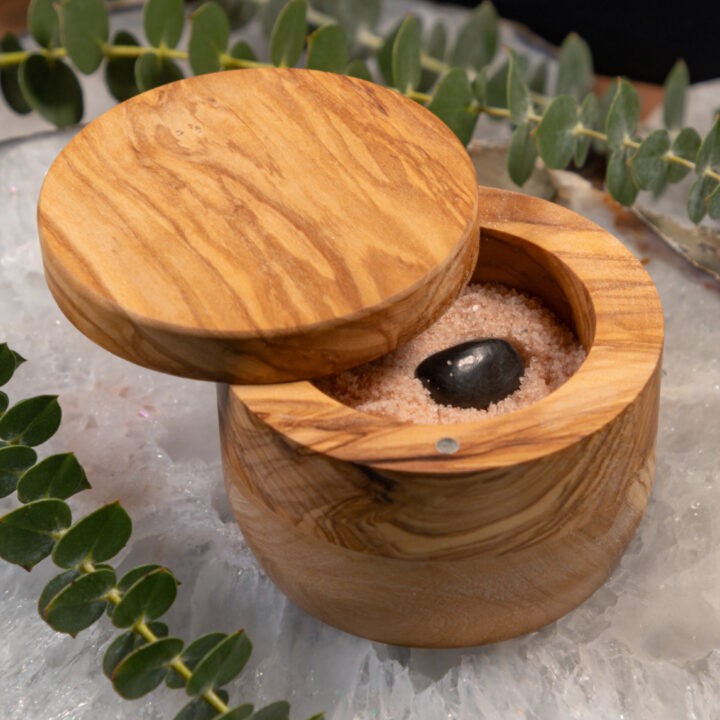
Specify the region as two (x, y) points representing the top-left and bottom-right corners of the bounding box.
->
(218, 187), (664, 648)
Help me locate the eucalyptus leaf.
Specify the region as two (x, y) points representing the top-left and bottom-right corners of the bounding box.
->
(0, 34), (32, 114)
(166, 632), (227, 688)
(556, 32), (592, 99)
(228, 40), (258, 62)
(118, 563), (163, 592)
(574, 92), (599, 167)
(485, 61), (508, 109)
(507, 49), (530, 126)
(606, 147), (639, 206)
(0, 342), (25, 387)
(667, 127), (701, 183)
(104, 31), (141, 102)
(135, 53), (183, 92)
(419, 20), (446, 91)
(250, 701), (290, 720)
(28, 0), (59, 49)
(306, 24), (348, 73)
(593, 79), (617, 152)
(376, 19), (401, 86)
(216, 706), (254, 720)
(17, 452), (90, 502)
(42, 566), (115, 635)
(344, 58), (371, 82)
(52, 501), (131, 568)
(0, 498), (71, 568)
(0, 392), (7, 414)
(144, 0), (185, 49)
(186, 630), (253, 696)
(426, 68), (477, 145)
(112, 637), (185, 699)
(0, 394), (61, 446)
(508, 123), (536, 186)
(18, 55), (83, 127)
(174, 691), (231, 720)
(663, 59), (689, 130)
(0, 445), (37, 498)
(687, 175), (717, 224)
(392, 16), (421, 94)
(534, 95), (578, 169)
(630, 129), (671, 191)
(450, 1), (498, 72)
(111, 567), (178, 628)
(707, 183), (720, 220)
(189, 2), (231, 75)
(38, 568), (82, 614)
(529, 61), (547, 95)
(605, 79), (640, 150)
(472, 67), (487, 105)
(103, 621), (169, 678)
(270, 0), (307, 68)
(260, 0), (287, 37)
(695, 118), (720, 174)
(62, 0), (109, 74)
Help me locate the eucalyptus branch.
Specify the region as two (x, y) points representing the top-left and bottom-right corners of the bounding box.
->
(1, 0), (718, 222)
(0, 343), (314, 720)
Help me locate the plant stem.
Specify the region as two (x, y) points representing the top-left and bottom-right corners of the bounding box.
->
(80, 559), (230, 715)
(103, 44), (187, 60)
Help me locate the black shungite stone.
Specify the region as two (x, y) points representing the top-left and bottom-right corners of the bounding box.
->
(415, 338), (525, 410)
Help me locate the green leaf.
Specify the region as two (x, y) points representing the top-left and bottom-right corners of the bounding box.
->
(605, 78), (640, 150)
(485, 60), (508, 109)
(111, 567), (178, 628)
(1, 35), (32, 114)
(0, 445), (37, 498)
(450, 1), (498, 72)
(214, 707), (253, 720)
(376, 19), (401, 86)
(261, 0), (287, 37)
(189, 2), (230, 75)
(186, 630), (253, 696)
(166, 632), (227, 688)
(707, 183), (720, 220)
(574, 92), (599, 167)
(251, 701), (290, 720)
(174, 691), (231, 720)
(144, 0), (185, 49)
(344, 58), (371, 82)
(52, 501), (132, 568)
(135, 53), (183, 92)
(112, 637), (184, 699)
(507, 123), (536, 186)
(392, 16), (421, 94)
(17, 452), (90, 502)
(28, 0), (59, 48)
(507, 49), (530, 126)
(118, 563), (164, 592)
(18, 54), (83, 126)
(326, 0), (380, 45)
(667, 127), (701, 183)
(39, 568), (82, 612)
(472, 67), (487, 105)
(105, 31), (141, 102)
(606, 147), (639, 206)
(103, 621), (169, 678)
(62, 0), (109, 74)
(270, 0), (307, 68)
(0, 343), (24, 387)
(528, 61), (547, 95)
(556, 33), (593, 99)
(663, 59), (689, 129)
(0, 498), (70, 569)
(593, 79), (617, 152)
(534, 95), (578, 169)
(0, 395), (61, 446)
(419, 20), (446, 91)
(687, 175), (716, 224)
(306, 24), (348, 73)
(0, 392), (7, 414)
(426, 68), (477, 146)
(630, 128), (671, 191)
(228, 39), (258, 62)
(42, 566), (115, 635)
(695, 118), (720, 174)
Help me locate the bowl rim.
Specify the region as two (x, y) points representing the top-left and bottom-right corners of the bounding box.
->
(230, 187), (664, 473)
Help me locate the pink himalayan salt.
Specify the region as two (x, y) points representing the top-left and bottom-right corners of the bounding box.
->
(315, 283), (586, 424)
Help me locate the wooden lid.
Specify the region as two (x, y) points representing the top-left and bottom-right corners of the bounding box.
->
(38, 69), (479, 383)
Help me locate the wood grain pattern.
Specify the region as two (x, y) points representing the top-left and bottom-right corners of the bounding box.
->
(38, 69), (479, 383)
(219, 188), (664, 647)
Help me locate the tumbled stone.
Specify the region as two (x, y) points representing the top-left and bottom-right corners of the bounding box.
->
(415, 338), (524, 410)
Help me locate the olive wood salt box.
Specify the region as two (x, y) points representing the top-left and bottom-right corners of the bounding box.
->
(37, 69), (664, 648)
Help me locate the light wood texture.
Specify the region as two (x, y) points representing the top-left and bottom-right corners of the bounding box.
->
(38, 69), (479, 383)
(219, 188), (664, 647)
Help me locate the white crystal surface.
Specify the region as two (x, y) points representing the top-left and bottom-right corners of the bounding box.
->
(2, 24), (720, 720)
